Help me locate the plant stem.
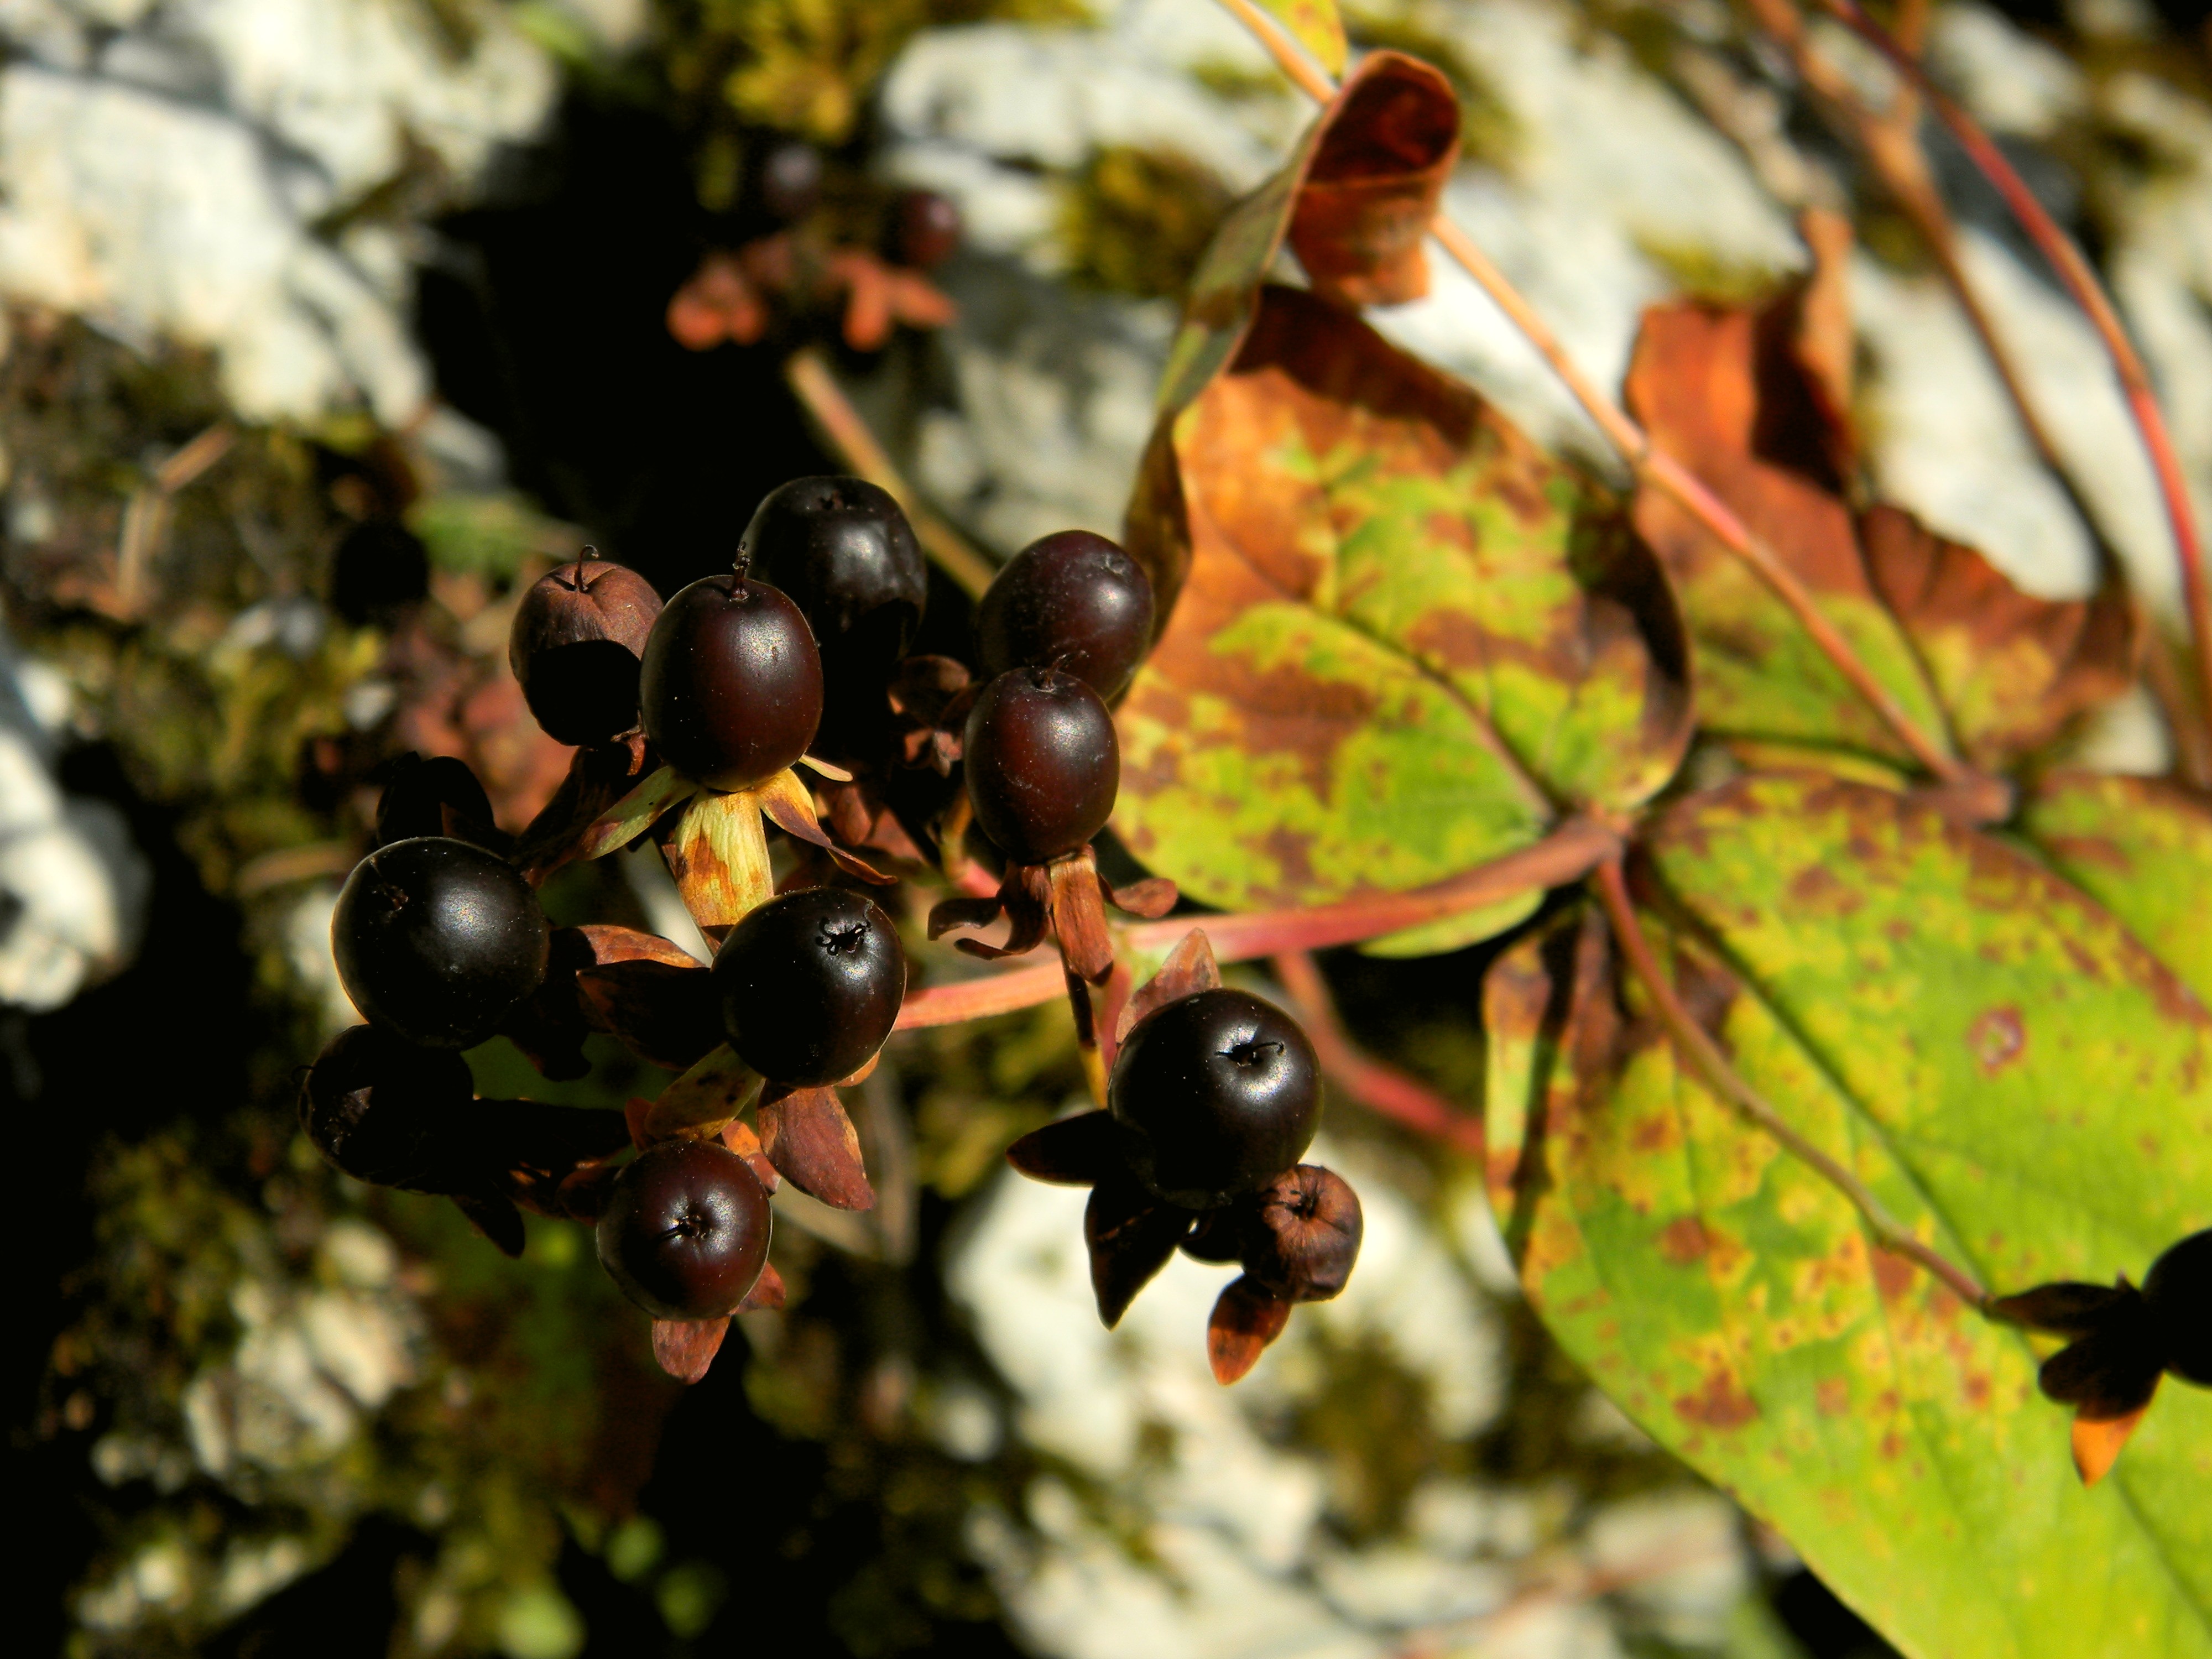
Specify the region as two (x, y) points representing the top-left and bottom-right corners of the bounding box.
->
(1212, 0), (1975, 791)
(1592, 857), (1989, 1311)
(895, 816), (1620, 1032)
(1815, 0), (2212, 753)
(1270, 948), (1485, 1155)
(782, 346), (999, 598)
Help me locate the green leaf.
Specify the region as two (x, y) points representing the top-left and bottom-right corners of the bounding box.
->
(2017, 772), (2212, 1008)
(1117, 287), (1689, 956)
(1485, 773), (2212, 1659)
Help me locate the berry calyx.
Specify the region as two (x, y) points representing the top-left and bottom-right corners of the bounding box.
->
(333, 836), (551, 1048)
(299, 1024), (474, 1187)
(509, 557), (664, 745)
(596, 1139), (771, 1319)
(638, 572), (824, 790)
(1109, 988), (1322, 1209)
(2145, 1229), (2212, 1386)
(374, 753), (496, 847)
(962, 665), (1119, 864)
(715, 886), (905, 1086)
(740, 477), (925, 756)
(975, 530), (1155, 700)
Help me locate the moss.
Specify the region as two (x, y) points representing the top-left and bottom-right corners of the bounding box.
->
(1057, 145), (1238, 300)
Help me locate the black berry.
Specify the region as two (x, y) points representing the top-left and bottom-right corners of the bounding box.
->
(332, 836), (550, 1048)
(715, 887), (905, 1086)
(1109, 988), (1321, 1209)
(638, 573), (824, 789)
(976, 530), (1154, 700)
(893, 190), (962, 269)
(2146, 1229), (2212, 1386)
(596, 1139), (771, 1319)
(299, 1024), (474, 1188)
(509, 558), (664, 745)
(963, 666), (1119, 864)
(740, 477), (925, 756)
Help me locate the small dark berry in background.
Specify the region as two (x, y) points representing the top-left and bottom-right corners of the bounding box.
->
(976, 529), (1155, 700)
(741, 476), (926, 757)
(963, 666), (1119, 864)
(596, 1139), (771, 1319)
(715, 886), (905, 1087)
(509, 557), (664, 745)
(300, 1024), (474, 1188)
(2145, 1229), (2212, 1385)
(329, 519), (430, 629)
(756, 138), (825, 225)
(893, 189), (962, 269)
(333, 836), (551, 1048)
(374, 753), (497, 847)
(1110, 988), (1322, 1209)
(639, 573), (824, 789)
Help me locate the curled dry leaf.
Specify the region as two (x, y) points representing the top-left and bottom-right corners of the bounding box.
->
(1121, 287), (1690, 957)
(651, 1317), (731, 1384)
(1207, 1275), (1292, 1385)
(757, 1087), (875, 1211)
(513, 734), (658, 880)
(510, 924), (707, 1079)
(1285, 55), (1458, 310)
(1084, 1177), (1194, 1328)
(576, 956), (723, 1073)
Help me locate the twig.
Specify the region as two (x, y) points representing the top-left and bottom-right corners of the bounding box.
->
(1271, 948), (1485, 1155)
(1592, 858), (1989, 1311)
(1213, 0), (1976, 791)
(1815, 0), (2212, 754)
(782, 346), (998, 598)
(895, 816), (1620, 1031)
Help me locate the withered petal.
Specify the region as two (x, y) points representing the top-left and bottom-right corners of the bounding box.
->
(1007, 1110), (1127, 1186)
(651, 1317), (730, 1384)
(1207, 1275), (1292, 1385)
(758, 1087), (875, 1211)
(1086, 1178), (1195, 1328)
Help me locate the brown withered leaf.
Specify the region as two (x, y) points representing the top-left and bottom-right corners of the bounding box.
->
(739, 1260), (787, 1313)
(576, 957), (722, 1073)
(720, 1119), (781, 1193)
(1624, 275), (2133, 775)
(1207, 1275), (1292, 1385)
(641, 1046), (763, 1142)
(513, 734), (655, 880)
(651, 1317), (730, 1384)
(1285, 55), (1458, 310)
(510, 924), (706, 1079)
(1086, 1177), (1194, 1327)
(758, 1087), (875, 1211)
(1006, 1110), (1126, 1185)
(1860, 505), (2133, 771)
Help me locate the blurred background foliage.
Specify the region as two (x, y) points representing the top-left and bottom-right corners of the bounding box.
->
(7, 0), (2211, 1654)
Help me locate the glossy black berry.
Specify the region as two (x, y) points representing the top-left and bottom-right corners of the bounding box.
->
(299, 1024), (474, 1188)
(976, 530), (1155, 700)
(963, 666), (1119, 864)
(2146, 1229), (2212, 1386)
(740, 477), (925, 755)
(893, 189), (962, 269)
(374, 753), (496, 847)
(1109, 988), (1321, 1209)
(638, 573), (823, 789)
(509, 558), (664, 745)
(715, 887), (905, 1086)
(332, 836), (550, 1048)
(596, 1140), (771, 1319)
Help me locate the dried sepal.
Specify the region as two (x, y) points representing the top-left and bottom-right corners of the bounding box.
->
(505, 924), (704, 1081)
(757, 1086), (875, 1211)
(1050, 852), (1114, 984)
(660, 786), (774, 931)
(1115, 928), (1223, 1043)
(1006, 1110), (1124, 1185)
(1180, 1206), (1244, 1264)
(451, 1191), (526, 1258)
(576, 957), (722, 1072)
(1085, 1176), (1194, 1328)
(928, 846), (1177, 987)
(720, 1119), (781, 1193)
(513, 735), (656, 881)
(479, 1098), (635, 1216)
(889, 655), (974, 774)
(641, 1046), (765, 1142)
(1207, 1275), (1292, 1385)
(755, 766), (894, 884)
(1100, 873), (1176, 920)
(2072, 1408), (2152, 1488)
(1991, 1272), (2167, 1484)
(1243, 1165), (1363, 1302)
(651, 1316), (730, 1384)
(1990, 1281), (2140, 1338)
(738, 1260), (787, 1313)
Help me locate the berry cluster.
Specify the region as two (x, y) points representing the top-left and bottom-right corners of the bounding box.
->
(305, 477), (1361, 1385)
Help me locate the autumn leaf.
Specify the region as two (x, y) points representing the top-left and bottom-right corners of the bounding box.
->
(1484, 774), (2212, 1658)
(1117, 286), (1689, 955)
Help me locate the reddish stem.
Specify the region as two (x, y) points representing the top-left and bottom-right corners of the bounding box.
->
(894, 817), (1619, 1031)
(1817, 0), (2212, 752)
(1271, 949), (1485, 1155)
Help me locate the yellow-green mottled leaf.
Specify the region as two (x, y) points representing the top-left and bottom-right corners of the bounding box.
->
(1487, 774), (2212, 1659)
(1117, 287), (1689, 951)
